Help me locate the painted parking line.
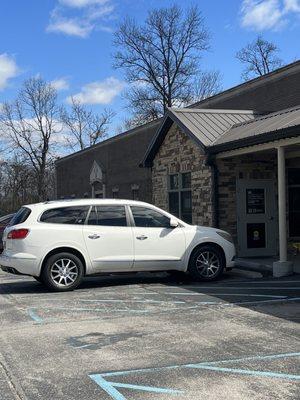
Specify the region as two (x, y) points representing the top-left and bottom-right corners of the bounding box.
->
(90, 375), (183, 400)
(80, 299), (186, 304)
(162, 286), (300, 290)
(89, 352), (300, 399)
(26, 306), (151, 323)
(164, 293), (287, 298)
(27, 308), (43, 324)
(187, 365), (300, 380)
(27, 297), (300, 323)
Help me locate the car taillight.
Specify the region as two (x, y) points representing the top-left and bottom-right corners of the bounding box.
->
(7, 229), (29, 239)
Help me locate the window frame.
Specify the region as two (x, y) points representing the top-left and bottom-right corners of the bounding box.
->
(168, 172), (192, 223)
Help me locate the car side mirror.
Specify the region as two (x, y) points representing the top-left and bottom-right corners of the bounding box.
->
(169, 218), (179, 228)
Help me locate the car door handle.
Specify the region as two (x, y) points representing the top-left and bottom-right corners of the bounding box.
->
(88, 234), (100, 239)
(136, 235), (148, 240)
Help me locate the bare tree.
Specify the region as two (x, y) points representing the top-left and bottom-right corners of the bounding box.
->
(192, 70), (223, 103)
(61, 97), (114, 151)
(0, 158), (39, 213)
(114, 4), (210, 125)
(0, 77), (61, 201)
(236, 36), (283, 81)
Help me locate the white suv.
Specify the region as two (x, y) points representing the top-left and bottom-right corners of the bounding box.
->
(0, 199), (236, 291)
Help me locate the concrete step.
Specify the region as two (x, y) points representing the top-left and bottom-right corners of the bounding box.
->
(234, 258), (273, 277)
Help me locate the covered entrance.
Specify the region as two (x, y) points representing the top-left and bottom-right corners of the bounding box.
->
(216, 138), (300, 277)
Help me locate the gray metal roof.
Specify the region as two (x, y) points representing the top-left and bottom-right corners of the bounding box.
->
(168, 108), (257, 147)
(141, 108), (258, 166)
(212, 105), (300, 147)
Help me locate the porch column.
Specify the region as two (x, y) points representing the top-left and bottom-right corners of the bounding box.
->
(273, 146), (293, 277)
(278, 146), (287, 262)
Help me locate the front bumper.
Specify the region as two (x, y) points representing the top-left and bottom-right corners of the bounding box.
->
(0, 252), (39, 277)
(225, 244), (236, 269)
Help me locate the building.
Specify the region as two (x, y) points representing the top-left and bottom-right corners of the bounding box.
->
(56, 61), (300, 276)
(56, 119), (160, 202)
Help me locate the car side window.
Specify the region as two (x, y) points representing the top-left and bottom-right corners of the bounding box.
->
(131, 206), (170, 228)
(87, 205), (127, 227)
(40, 206), (89, 224)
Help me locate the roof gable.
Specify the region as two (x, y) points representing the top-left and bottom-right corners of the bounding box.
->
(142, 108), (256, 166)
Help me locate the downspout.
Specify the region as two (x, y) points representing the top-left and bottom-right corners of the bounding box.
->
(206, 154), (219, 228)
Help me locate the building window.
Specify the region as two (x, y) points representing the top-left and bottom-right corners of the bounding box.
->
(112, 187), (119, 199)
(131, 184), (139, 200)
(168, 172), (192, 223)
(288, 168), (300, 237)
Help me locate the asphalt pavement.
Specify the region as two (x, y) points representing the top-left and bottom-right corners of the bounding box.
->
(0, 270), (299, 400)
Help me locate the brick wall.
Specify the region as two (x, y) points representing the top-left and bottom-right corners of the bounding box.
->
(55, 120), (160, 201)
(152, 124), (213, 226)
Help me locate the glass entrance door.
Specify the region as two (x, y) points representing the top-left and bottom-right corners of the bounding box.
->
(237, 180), (277, 257)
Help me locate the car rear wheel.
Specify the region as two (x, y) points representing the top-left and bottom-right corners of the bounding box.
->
(188, 245), (224, 281)
(41, 252), (84, 291)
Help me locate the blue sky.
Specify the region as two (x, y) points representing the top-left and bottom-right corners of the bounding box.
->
(1, 0), (300, 133)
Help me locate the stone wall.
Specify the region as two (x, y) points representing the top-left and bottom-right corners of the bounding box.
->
(216, 152), (277, 243)
(152, 124), (213, 226)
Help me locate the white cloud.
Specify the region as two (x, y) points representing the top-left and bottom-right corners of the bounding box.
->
(240, 0), (300, 31)
(51, 77), (70, 91)
(240, 0), (284, 30)
(46, 0), (114, 38)
(67, 77), (125, 104)
(46, 14), (92, 37)
(59, 0), (109, 8)
(0, 54), (19, 91)
(284, 0), (300, 12)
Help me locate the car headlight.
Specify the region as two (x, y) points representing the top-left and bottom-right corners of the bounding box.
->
(216, 231), (234, 243)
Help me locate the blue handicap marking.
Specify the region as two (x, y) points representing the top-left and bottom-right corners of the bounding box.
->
(186, 351), (300, 381)
(89, 352), (300, 399)
(28, 308), (44, 323)
(89, 373), (184, 400)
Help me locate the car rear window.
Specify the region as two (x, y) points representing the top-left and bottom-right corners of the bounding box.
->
(40, 206), (89, 225)
(9, 207), (31, 226)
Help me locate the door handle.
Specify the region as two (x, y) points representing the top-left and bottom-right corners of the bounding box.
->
(136, 235), (148, 240)
(88, 234), (100, 239)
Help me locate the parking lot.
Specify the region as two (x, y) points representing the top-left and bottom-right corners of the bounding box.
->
(0, 270), (299, 400)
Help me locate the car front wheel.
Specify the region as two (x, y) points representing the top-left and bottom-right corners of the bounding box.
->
(188, 245), (224, 281)
(41, 252), (84, 292)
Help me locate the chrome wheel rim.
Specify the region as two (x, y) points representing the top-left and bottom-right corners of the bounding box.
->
(50, 258), (79, 287)
(196, 251), (220, 278)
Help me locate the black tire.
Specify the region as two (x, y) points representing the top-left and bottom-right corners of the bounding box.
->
(41, 252), (84, 292)
(188, 245), (225, 282)
(33, 276), (42, 283)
